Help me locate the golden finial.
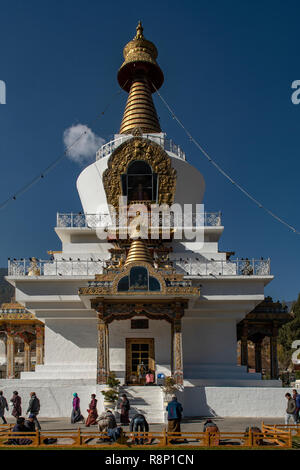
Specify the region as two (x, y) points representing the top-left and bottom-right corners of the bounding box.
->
(135, 21), (144, 39)
(118, 22), (164, 93)
(118, 22), (164, 134)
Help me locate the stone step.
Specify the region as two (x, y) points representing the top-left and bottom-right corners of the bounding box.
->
(21, 371), (96, 379)
(119, 386), (165, 423)
(35, 364), (96, 371)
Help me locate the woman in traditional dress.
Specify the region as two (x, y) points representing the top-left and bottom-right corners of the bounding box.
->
(85, 394), (98, 427)
(71, 393), (84, 424)
(10, 391), (22, 419)
(120, 393), (130, 425)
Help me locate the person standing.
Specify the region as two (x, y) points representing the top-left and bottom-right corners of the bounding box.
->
(85, 394), (98, 427)
(145, 370), (155, 386)
(71, 393), (84, 424)
(292, 389), (300, 423)
(10, 391), (22, 419)
(120, 393), (130, 425)
(0, 391), (9, 424)
(26, 392), (41, 430)
(285, 393), (297, 424)
(166, 395), (183, 434)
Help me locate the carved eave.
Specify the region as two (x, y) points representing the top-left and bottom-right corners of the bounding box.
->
(78, 261), (200, 299)
(90, 299), (188, 324)
(0, 301), (41, 324)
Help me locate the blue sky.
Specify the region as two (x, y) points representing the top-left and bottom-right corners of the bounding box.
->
(0, 0), (299, 301)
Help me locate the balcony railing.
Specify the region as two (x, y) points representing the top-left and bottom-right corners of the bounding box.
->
(56, 212), (222, 228)
(8, 258), (270, 277)
(96, 134), (186, 160)
(8, 259), (106, 276)
(173, 258), (271, 276)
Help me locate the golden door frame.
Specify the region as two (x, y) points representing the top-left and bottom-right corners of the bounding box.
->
(125, 338), (155, 385)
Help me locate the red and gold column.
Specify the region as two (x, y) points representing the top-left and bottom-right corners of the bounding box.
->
(35, 325), (44, 365)
(97, 316), (110, 384)
(24, 341), (31, 372)
(172, 303), (184, 385)
(254, 340), (262, 373)
(270, 326), (278, 379)
(6, 329), (15, 379)
(240, 322), (249, 368)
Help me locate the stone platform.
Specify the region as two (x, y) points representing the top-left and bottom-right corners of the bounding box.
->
(0, 380), (291, 421)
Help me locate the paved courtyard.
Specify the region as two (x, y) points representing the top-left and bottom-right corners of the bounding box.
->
(3, 416), (284, 432)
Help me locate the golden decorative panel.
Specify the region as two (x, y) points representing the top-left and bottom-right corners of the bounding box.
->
(102, 137), (177, 209)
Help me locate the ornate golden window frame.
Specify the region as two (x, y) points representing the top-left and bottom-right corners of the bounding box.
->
(102, 137), (177, 209)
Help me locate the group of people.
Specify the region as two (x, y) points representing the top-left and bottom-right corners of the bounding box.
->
(0, 390), (42, 444)
(71, 393), (132, 428)
(71, 391), (150, 443)
(71, 392), (185, 444)
(285, 389), (300, 424)
(1, 388), (299, 445)
(0, 390), (41, 429)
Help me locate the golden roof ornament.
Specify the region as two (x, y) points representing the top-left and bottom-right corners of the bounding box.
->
(118, 22), (163, 134)
(124, 239), (154, 267)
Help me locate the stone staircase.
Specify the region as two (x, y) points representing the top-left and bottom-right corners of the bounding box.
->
(119, 386), (165, 424)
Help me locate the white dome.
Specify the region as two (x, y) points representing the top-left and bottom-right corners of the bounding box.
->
(76, 148), (205, 214)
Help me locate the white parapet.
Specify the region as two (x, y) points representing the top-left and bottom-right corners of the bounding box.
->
(0, 381), (289, 419)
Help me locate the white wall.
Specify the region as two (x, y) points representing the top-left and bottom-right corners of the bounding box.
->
(44, 319), (97, 365)
(179, 386), (290, 418)
(0, 380), (290, 419)
(183, 318), (237, 369)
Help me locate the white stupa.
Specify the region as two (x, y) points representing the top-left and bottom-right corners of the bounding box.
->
(3, 23), (285, 420)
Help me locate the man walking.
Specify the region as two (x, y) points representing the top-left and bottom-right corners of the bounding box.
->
(26, 392), (41, 430)
(292, 389), (300, 423)
(166, 395), (183, 434)
(285, 392), (297, 425)
(0, 391), (9, 424)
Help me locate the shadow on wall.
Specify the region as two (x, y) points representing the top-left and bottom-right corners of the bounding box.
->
(47, 319), (97, 349)
(179, 387), (218, 418)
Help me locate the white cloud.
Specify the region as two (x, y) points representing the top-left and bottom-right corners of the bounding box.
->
(63, 123), (105, 163)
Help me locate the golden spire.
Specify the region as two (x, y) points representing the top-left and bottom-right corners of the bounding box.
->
(124, 239), (154, 267)
(118, 22), (164, 135)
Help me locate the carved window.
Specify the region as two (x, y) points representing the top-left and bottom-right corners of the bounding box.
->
(121, 160), (158, 203)
(117, 266), (161, 292)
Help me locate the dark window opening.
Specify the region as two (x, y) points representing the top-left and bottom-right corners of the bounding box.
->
(131, 319), (149, 329)
(121, 160), (158, 203)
